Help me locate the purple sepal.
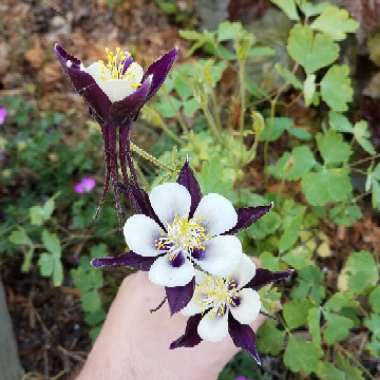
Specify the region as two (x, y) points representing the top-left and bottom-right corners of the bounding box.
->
(227, 204), (273, 234)
(165, 277), (195, 315)
(122, 55), (134, 74)
(91, 251), (156, 271)
(110, 76), (152, 124)
(177, 160), (202, 217)
(170, 314), (203, 349)
(246, 269), (294, 291)
(228, 314), (261, 365)
(144, 48), (178, 102)
(54, 43), (111, 122)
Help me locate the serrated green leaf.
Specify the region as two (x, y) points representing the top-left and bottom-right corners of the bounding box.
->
(308, 307), (321, 347)
(311, 5), (358, 41)
(316, 361), (346, 380)
(325, 292), (357, 312)
(320, 65), (353, 112)
(261, 117), (293, 141)
(42, 230), (61, 256)
(268, 146), (316, 181)
(247, 211), (281, 240)
(291, 266), (326, 303)
(279, 207), (305, 253)
(317, 130), (352, 165)
(257, 320), (285, 355)
(259, 251), (280, 271)
(302, 169), (352, 206)
(344, 251), (379, 294)
(329, 204), (362, 226)
(369, 286), (380, 313)
(217, 21), (243, 41)
(287, 126), (312, 140)
(328, 111), (353, 133)
(284, 336), (321, 374)
(283, 299), (313, 329)
(282, 246), (312, 270)
(353, 121), (376, 155)
(275, 63), (303, 90)
(287, 24), (339, 73)
(297, 1), (330, 17)
(323, 312), (354, 345)
(271, 0), (300, 20)
(9, 227), (33, 246)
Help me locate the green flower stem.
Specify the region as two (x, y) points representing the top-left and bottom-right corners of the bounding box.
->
(200, 101), (222, 142)
(164, 94), (190, 135)
(130, 142), (176, 173)
(238, 59), (247, 139)
(210, 90), (222, 132)
(156, 117), (183, 145)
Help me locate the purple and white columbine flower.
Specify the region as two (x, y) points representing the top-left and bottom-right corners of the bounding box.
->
(92, 161), (273, 314)
(170, 254), (293, 364)
(54, 43), (178, 219)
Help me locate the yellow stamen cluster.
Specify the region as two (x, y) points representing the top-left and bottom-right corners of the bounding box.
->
(195, 275), (240, 318)
(165, 216), (208, 253)
(98, 47), (141, 89)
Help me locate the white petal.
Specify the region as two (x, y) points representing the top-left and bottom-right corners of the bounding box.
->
(149, 183), (191, 226)
(85, 61), (144, 103)
(125, 62), (144, 83)
(229, 253), (256, 289)
(148, 255), (195, 287)
(181, 298), (202, 316)
(193, 193), (237, 236)
(196, 235), (242, 277)
(197, 310), (229, 342)
(123, 214), (163, 257)
(230, 288), (261, 325)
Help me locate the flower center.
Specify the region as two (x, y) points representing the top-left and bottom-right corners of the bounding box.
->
(194, 275), (240, 318)
(98, 47), (141, 89)
(155, 216), (208, 262)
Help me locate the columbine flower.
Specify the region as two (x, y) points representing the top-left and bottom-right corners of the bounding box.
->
(170, 254), (293, 364)
(74, 176), (96, 194)
(54, 43), (178, 219)
(0, 106), (8, 125)
(92, 161), (273, 314)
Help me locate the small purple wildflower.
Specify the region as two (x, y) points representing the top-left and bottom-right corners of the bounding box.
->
(0, 107), (8, 125)
(74, 176), (96, 194)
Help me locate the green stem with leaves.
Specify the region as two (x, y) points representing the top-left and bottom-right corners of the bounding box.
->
(238, 58), (247, 139)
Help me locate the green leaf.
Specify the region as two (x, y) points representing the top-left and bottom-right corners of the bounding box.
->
(279, 206), (305, 253)
(328, 111), (354, 133)
(304, 74), (316, 106)
(297, 1), (330, 17)
(287, 126), (312, 140)
(217, 21), (243, 41)
(271, 0), (299, 20)
(325, 292), (357, 312)
(369, 286), (380, 313)
(283, 299), (313, 329)
(29, 206), (45, 226)
(317, 130), (352, 165)
(52, 258), (64, 287)
(259, 251), (281, 271)
(9, 227), (33, 246)
(353, 121), (376, 155)
(284, 336), (321, 374)
(257, 320), (285, 355)
(323, 312), (354, 345)
(316, 361), (346, 380)
(38, 253), (54, 277)
(282, 246), (312, 270)
(21, 248), (34, 273)
(329, 204), (362, 226)
(90, 244), (108, 259)
(261, 117), (293, 142)
(366, 336), (380, 357)
(82, 290), (102, 313)
(42, 230), (61, 256)
(311, 5), (359, 41)
(291, 266), (326, 303)
(268, 146), (316, 181)
(372, 179), (380, 210)
(302, 168), (352, 206)
(247, 211), (281, 240)
(344, 251), (379, 294)
(364, 314), (380, 337)
(320, 65), (353, 112)
(287, 24), (339, 73)
(275, 63), (303, 90)
(307, 307), (321, 347)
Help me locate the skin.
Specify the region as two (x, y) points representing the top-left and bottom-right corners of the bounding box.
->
(77, 269), (264, 380)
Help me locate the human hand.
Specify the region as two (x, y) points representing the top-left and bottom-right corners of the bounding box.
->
(77, 268), (265, 380)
